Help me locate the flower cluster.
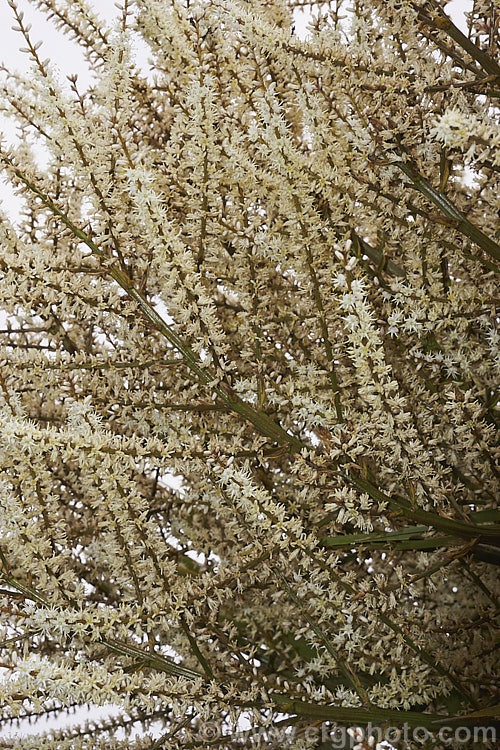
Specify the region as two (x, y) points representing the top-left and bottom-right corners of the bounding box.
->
(0, 0), (498, 747)
(430, 108), (475, 149)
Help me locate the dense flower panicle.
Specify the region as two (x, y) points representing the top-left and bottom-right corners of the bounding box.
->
(430, 108), (475, 149)
(0, 0), (498, 747)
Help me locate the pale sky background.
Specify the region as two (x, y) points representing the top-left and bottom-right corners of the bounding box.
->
(0, 0), (473, 743)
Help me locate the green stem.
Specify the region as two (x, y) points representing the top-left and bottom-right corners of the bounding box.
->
(395, 160), (500, 264)
(347, 471), (500, 541)
(419, 0), (500, 77)
(268, 695), (481, 728)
